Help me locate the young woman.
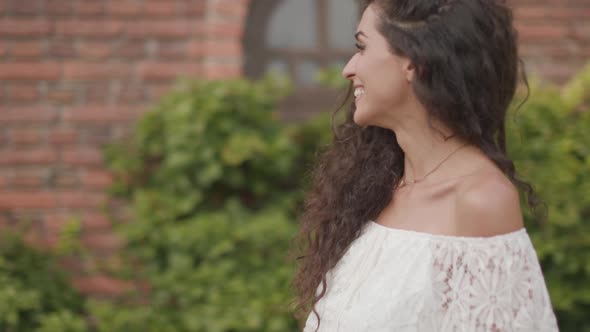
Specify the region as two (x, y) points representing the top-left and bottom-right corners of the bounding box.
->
(291, 0), (559, 331)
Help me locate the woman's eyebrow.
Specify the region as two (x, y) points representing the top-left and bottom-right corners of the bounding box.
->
(355, 31), (368, 41)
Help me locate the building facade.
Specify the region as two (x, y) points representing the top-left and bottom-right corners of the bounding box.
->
(0, 0), (589, 295)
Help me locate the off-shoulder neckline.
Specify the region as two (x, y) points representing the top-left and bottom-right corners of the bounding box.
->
(368, 220), (527, 241)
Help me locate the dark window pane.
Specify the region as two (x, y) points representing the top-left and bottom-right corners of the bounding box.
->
(328, 0), (357, 49)
(267, 0), (317, 49)
(265, 58), (289, 77)
(297, 60), (320, 86)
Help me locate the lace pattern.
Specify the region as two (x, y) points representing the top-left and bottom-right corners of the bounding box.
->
(420, 232), (558, 331)
(303, 222), (559, 332)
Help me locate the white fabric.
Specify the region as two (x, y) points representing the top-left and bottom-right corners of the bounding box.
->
(303, 221), (559, 332)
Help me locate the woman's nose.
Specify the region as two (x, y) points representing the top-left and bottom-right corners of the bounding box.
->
(341, 56), (356, 80)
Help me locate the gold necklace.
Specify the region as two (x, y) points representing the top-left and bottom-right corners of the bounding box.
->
(399, 143), (469, 188)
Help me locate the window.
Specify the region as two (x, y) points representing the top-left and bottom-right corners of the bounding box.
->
(244, 0), (359, 121)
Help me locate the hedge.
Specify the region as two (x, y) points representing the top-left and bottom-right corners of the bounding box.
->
(0, 63), (588, 331)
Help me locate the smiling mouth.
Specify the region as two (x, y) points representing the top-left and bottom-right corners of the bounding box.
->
(354, 87), (365, 99)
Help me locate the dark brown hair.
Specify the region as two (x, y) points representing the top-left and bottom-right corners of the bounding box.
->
(289, 0), (544, 330)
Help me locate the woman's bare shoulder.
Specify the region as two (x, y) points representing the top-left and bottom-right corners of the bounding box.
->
(453, 167), (524, 237)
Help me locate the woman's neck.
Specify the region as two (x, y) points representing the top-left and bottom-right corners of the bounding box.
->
(394, 124), (471, 183)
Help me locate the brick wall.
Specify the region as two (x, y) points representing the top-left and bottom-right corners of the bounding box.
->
(0, 0), (248, 297)
(512, 0), (590, 84)
(0, 0), (588, 297)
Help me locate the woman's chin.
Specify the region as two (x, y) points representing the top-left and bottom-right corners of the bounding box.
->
(353, 107), (373, 127)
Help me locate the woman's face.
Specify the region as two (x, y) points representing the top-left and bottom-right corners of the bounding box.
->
(342, 4), (415, 127)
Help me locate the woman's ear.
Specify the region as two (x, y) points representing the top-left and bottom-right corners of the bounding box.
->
(404, 60), (416, 83)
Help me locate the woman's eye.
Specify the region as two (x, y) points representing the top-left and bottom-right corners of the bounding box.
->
(355, 43), (365, 52)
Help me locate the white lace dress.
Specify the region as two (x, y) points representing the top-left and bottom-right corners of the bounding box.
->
(303, 221), (559, 332)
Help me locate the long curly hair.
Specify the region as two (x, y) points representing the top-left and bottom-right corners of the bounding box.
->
(289, 0), (545, 330)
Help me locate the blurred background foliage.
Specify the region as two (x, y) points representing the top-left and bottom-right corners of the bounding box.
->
(0, 64), (588, 331)
(0, 228), (87, 332)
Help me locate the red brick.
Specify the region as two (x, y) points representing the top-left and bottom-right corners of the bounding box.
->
(82, 232), (123, 251)
(49, 128), (79, 145)
(143, 1), (178, 16)
(12, 170), (45, 187)
(0, 63), (61, 80)
(12, 0), (43, 15)
(212, 1), (248, 19)
(148, 83), (174, 99)
(74, 1), (105, 16)
(514, 7), (551, 20)
(54, 175), (79, 187)
(117, 84), (146, 103)
(0, 41), (6, 57)
(55, 20), (123, 37)
(537, 63), (577, 83)
(137, 62), (202, 81)
(0, 149), (58, 165)
(50, 168), (80, 187)
(63, 105), (143, 123)
(205, 21), (244, 39)
(47, 85), (78, 104)
(84, 127), (116, 145)
(11, 41), (44, 58)
(0, 191), (58, 209)
(156, 41), (187, 59)
(573, 23), (590, 42)
(23, 227), (47, 249)
(45, 0), (73, 15)
(0, 107), (58, 123)
(72, 275), (134, 297)
(8, 129), (42, 145)
(48, 39), (76, 57)
(77, 41), (113, 60)
(7, 84), (39, 102)
(204, 63), (242, 79)
(84, 126), (130, 146)
(62, 148), (103, 166)
(537, 46), (575, 59)
(59, 191), (108, 208)
(518, 42), (544, 57)
(57, 257), (85, 273)
(82, 212), (112, 231)
(0, 19), (52, 37)
(83, 170), (113, 188)
(202, 40), (242, 58)
(84, 83), (112, 102)
(44, 212), (69, 234)
(106, 1), (142, 16)
(515, 23), (569, 41)
(126, 21), (191, 38)
(116, 41), (146, 58)
(187, 40), (205, 58)
(193, 21), (206, 35)
(186, 2), (206, 16)
(514, 7), (590, 21)
(63, 63), (130, 80)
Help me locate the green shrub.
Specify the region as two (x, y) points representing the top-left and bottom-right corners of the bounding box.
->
(100, 64), (589, 331)
(320, 63), (590, 330)
(506, 65), (590, 331)
(0, 57), (584, 331)
(0, 229), (88, 332)
(103, 75), (317, 332)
